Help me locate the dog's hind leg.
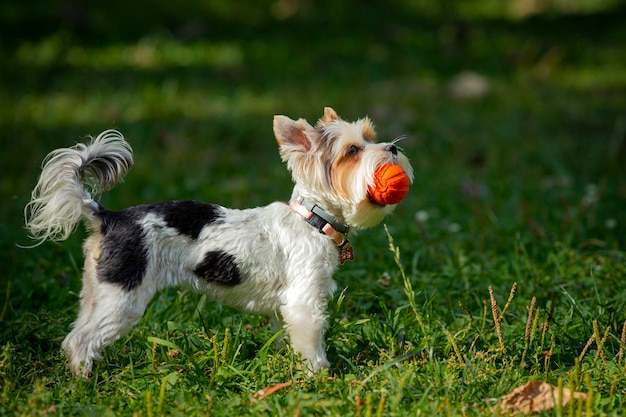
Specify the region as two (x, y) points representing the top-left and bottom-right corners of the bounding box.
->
(62, 280), (153, 376)
(62, 236), (154, 376)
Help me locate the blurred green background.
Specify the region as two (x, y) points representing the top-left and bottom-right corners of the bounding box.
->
(1, 0), (625, 312)
(1, 1), (626, 414)
(1, 0), (625, 309)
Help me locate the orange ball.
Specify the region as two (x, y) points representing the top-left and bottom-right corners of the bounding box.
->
(368, 164), (410, 205)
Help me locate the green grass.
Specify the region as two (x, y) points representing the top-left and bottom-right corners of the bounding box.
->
(1, 4), (626, 416)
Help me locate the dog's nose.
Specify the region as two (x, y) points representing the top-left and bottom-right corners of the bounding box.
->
(386, 144), (397, 155)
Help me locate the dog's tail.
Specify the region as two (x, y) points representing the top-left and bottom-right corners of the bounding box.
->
(25, 130), (133, 246)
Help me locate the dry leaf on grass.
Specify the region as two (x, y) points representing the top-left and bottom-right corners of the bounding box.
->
(250, 381), (293, 402)
(499, 380), (587, 415)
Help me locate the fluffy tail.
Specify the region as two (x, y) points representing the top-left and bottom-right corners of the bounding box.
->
(25, 130), (133, 245)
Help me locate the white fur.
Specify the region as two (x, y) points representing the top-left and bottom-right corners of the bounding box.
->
(25, 108), (413, 376)
(24, 130), (132, 245)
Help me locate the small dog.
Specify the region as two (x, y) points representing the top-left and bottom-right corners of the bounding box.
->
(25, 107), (413, 376)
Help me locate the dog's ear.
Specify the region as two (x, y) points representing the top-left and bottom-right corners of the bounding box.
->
(316, 107), (340, 127)
(274, 115), (314, 153)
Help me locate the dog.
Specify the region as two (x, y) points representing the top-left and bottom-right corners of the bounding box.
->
(24, 107), (413, 376)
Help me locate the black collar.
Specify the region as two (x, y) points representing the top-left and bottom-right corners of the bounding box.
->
(289, 197), (354, 264)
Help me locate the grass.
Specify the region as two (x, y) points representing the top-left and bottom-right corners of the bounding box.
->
(1, 3), (626, 416)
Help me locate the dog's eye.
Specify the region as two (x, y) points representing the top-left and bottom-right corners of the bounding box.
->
(347, 145), (360, 156)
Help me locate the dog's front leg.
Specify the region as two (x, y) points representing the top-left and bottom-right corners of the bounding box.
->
(279, 301), (330, 374)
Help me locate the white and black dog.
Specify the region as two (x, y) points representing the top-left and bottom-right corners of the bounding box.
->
(25, 107), (413, 376)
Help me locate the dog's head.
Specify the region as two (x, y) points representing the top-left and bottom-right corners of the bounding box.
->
(274, 107), (414, 229)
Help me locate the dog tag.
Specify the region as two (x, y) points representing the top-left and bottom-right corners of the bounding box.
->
(339, 245), (354, 264)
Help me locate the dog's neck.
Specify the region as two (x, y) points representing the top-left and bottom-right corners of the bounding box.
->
(296, 197), (349, 234)
(289, 197), (354, 264)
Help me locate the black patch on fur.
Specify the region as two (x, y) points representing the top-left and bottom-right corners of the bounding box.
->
(194, 251), (242, 286)
(94, 201), (223, 290)
(96, 208), (149, 291)
(149, 201), (223, 240)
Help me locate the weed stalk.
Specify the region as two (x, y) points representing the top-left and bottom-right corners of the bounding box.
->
(488, 286), (505, 352)
(443, 328), (463, 362)
(158, 374), (168, 414)
(0, 281), (11, 321)
(385, 225), (424, 333)
(578, 335), (594, 363)
(146, 390), (153, 417)
(222, 327), (230, 363)
(594, 324), (610, 362)
(568, 372), (576, 417)
(481, 300), (487, 332)
(151, 340), (158, 373)
(618, 320), (626, 365)
(584, 374), (593, 416)
(498, 282), (517, 321)
(520, 296), (536, 367)
(376, 393), (387, 417)
(544, 333), (555, 376)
